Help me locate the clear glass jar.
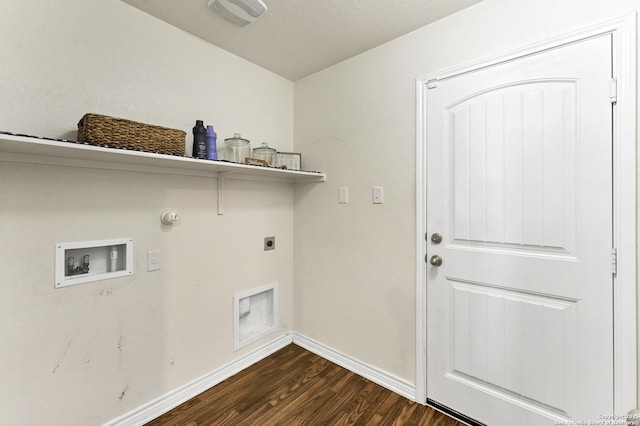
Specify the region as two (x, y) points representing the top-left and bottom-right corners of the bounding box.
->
(224, 133), (251, 163)
(252, 142), (276, 165)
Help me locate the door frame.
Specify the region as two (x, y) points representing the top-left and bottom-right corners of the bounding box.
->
(415, 14), (637, 415)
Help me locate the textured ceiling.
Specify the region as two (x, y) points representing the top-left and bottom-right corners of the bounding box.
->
(121, 0), (483, 81)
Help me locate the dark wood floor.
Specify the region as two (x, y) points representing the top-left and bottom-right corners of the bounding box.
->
(146, 344), (464, 426)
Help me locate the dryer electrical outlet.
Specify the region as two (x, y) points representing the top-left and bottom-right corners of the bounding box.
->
(264, 236), (275, 251)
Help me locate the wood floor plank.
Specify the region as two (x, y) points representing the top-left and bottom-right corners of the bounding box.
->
(243, 357), (346, 425)
(145, 344), (465, 426)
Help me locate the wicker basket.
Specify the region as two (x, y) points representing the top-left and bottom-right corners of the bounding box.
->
(77, 113), (186, 156)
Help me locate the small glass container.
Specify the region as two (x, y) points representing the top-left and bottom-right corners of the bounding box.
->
(224, 133), (251, 163)
(252, 142), (277, 165)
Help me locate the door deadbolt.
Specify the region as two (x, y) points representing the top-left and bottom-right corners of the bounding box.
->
(431, 233), (442, 244)
(429, 255), (443, 266)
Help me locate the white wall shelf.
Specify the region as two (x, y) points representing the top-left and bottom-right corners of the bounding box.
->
(0, 133), (326, 183)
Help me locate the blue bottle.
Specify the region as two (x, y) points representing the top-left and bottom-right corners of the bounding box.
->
(206, 125), (217, 160)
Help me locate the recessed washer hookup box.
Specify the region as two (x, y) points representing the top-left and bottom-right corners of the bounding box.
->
(55, 238), (133, 288)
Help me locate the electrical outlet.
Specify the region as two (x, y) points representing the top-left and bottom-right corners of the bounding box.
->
(264, 236), (275, 251)
(147, 250), (161, 271)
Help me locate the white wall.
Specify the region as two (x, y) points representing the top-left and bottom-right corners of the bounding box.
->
(0, 1), (294, 425)
(3, 0), (639, 424)
(293, 0), (640, 396)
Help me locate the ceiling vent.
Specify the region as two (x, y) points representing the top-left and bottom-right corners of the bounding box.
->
(207, 0), (267, 27)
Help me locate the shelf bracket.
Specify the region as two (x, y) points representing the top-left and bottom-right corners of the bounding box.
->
(218, 172), (227, 215)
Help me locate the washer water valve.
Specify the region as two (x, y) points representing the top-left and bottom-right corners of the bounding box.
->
(161, 210), (180, 225)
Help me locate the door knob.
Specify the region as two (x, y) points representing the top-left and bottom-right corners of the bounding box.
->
(429, 255), (443, 266)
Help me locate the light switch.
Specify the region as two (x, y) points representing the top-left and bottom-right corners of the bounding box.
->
(373, 186), (384, 204)
(339, 186), (348, 204)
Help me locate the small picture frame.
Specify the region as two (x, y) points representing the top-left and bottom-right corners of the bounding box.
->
(275, 152), (302, 170)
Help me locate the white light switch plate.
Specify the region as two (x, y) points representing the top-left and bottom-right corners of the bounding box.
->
(372, 186), (384, 204)
(339, 186), (348, 204)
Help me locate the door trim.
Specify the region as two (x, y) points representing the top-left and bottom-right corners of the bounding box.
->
(415, 14), (637, 415)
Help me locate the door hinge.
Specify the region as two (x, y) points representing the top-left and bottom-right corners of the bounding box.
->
(610, 78), (618, 104)
(427, 78), (438, 89)
(612, 248), (618, 275)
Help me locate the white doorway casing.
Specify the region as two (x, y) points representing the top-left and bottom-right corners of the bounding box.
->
(415, 14), (637, 420)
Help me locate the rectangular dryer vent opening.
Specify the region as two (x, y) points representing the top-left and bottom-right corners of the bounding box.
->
(234, 283), (278, 351)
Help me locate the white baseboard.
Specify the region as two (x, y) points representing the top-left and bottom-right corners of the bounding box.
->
(104, 332), (417, 425)
(104, 333), (294, 426)
(291, 332), (416, 401)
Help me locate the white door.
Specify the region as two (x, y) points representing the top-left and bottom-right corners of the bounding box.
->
(426, 34), (613, 425)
